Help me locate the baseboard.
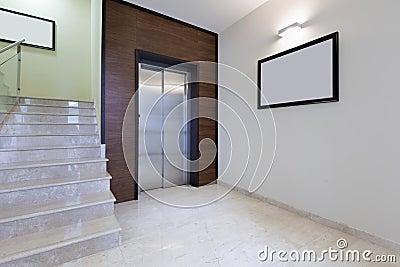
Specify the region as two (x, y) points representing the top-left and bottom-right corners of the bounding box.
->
(217, 180), (400, 254)
(100, 144), (106, 158)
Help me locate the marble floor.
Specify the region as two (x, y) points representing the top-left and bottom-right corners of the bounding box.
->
(60, 184), (399, 266)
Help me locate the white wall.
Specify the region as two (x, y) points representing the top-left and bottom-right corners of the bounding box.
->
(219, 0), (400, 244)
(0, 0), (92, 101)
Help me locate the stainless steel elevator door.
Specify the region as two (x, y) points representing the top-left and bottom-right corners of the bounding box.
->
(163, 70), (187, 188)
(138, 66), (163, 191)
(138, 64), (188, 191)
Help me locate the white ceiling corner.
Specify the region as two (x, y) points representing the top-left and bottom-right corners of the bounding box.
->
(123, 0), (270, 33)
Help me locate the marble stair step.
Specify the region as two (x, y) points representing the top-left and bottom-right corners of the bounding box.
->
(0, 158), (108, 183)
(0, 216), (121, 266)
(4, 104), (96, 116)
(0, 134), (99, 147)
(19, 97), (94, 108)
(0, 172), (111, 194)
(5, 102), (95, 110)
(0, 172), (112, 194)
(0, 97), (121, 265)
(0, 112), (97, 124)
(1, 122), (97, 125)
(0, 191), (116, 240)
(0, 123), (98, 135)
(0, 145), (101, 164)
(0, 174), (111, 209)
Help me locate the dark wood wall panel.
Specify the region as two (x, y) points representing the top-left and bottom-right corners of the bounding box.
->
(136, 12), (199, 61)
(104, 1), (138, 203)
(104, 0), (218, 202)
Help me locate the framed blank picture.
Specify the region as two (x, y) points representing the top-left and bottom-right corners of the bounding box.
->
(0, 8), (55, 51)
(258, 32), (339, 109)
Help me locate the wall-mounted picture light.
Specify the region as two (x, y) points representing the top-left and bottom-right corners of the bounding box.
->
(277, 22), (303, 38)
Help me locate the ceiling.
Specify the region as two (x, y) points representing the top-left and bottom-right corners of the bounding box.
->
(124, 0), (270, 33)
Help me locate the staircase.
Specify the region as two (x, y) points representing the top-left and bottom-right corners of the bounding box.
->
(0, 97), (121, 266)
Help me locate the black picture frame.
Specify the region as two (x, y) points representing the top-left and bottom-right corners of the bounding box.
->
(0, 8), (55, 51)
(257, 32), (339, 109)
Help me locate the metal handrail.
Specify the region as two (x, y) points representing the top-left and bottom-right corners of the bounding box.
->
(0, 39), (24, 101)
(0, 39), (25, 54)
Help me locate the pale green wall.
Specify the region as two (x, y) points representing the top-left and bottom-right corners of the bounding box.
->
(91, 0), (102, 129)
(0, 0), (93, 101)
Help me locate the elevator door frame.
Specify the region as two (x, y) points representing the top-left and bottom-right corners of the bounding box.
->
(135, 50), (199, 198)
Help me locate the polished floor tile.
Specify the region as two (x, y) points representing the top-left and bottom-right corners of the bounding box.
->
(60, 184), (399, 266)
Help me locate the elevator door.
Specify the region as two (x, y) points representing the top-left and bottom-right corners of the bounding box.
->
(138, 64), (188, 191)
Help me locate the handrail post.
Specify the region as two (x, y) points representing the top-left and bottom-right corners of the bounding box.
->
(16, 44), (22, 103)
(0, 39), (24, 104)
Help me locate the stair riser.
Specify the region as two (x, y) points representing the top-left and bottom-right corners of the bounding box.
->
(0, 147), (101, 164)
(10, 106), (96, 116)
(0, 232), (121, 267)
(0, 180), (110, 209)
(0, 124), (98, 135)
(0, 162), (107, 183)
(0, 103), (9, 112)
(0, 104), (17, 123)
(0, 135), (99, 148)
(0, 202), (114, 240)
(0, 96), (16, 105)
(19, 98), (94, 108)
(4, 114), (96, 123)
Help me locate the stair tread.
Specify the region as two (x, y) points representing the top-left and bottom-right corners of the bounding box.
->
(0, 133), (99, 137)
(0, 111), (96, 117)
(0, 190), (115, 223)
(0, 157), (108, 171)
(4, 103), (95, 110)
(0, 144), (100, 152)
(0, 215), (121, 264)
(1, 122), (97, 125)
(0, 172), (111, 193)
(19, 97), (94, 104)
